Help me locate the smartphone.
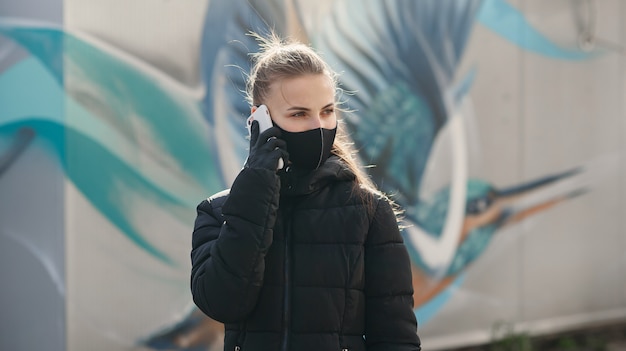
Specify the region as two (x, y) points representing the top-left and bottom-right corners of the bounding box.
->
(246, 105), (273, 137)
(246, 105), (284, 170)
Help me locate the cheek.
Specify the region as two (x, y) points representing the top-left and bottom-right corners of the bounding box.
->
(322, 116), (338, 129)
(271, 116), (300, 132)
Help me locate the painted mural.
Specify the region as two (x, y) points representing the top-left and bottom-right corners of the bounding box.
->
(0, 0), (624, 350)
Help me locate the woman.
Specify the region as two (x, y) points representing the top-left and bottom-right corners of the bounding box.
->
(191, 33), (421, 351)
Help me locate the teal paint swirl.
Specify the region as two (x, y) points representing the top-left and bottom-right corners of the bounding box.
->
(478, 0), (598, 60)
(0, 32), (224, 266)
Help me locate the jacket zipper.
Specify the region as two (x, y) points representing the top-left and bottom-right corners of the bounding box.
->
(280, 171), (293, 351)
(235, 321), (247, 350)
(281, 209), (293, 351)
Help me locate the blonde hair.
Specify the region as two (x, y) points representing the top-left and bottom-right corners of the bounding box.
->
(245, 32), (400, 216)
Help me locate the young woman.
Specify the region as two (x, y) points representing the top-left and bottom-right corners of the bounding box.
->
(191, 33), (421, 351)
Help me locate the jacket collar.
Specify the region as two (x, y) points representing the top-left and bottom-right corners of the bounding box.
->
(279, 155), (355, 197)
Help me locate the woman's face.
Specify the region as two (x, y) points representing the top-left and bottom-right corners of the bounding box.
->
(257, 74), (337, 132)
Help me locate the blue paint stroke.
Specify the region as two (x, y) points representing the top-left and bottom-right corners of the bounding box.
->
(453, 67), (477, 104)
(478, 0), (597, 60)
(416, 274), (465, 324)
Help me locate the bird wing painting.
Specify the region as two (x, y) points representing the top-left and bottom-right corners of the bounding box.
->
(0, 0), (603, 350)
(296, 0), (593, 318)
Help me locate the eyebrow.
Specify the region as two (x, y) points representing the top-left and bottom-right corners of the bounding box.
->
(287, 103), (335, 111)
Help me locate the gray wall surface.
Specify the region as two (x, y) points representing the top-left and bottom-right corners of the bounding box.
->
(0, 1), (65, 351)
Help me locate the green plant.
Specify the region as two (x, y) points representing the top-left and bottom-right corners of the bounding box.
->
(556, 336), (578, 350)
(489, 320), (533, 351)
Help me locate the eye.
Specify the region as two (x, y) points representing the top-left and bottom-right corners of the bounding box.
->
(289, 112), (303, 118)
(322, 108), (335, 116)
(467, 196), (492, 215)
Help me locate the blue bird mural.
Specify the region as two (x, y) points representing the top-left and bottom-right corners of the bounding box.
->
(298, 0), (594, 315)
(143, 0), (595, 349)
(408, 169), (588, 308)
(0, 0), (599, 349)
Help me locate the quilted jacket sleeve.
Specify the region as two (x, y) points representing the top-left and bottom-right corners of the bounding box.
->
(190, 167), (280, 323)
(364, 198), (421, 351)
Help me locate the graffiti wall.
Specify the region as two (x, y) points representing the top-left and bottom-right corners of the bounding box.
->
(0, 0), (624, 350)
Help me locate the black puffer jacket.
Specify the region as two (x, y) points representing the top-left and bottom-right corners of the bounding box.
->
(191, 156), (420, 351)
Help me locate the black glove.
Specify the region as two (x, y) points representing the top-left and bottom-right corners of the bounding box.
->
(245, 120), (289, 171)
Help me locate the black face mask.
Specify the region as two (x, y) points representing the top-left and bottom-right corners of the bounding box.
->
(276, 125), (337, 170)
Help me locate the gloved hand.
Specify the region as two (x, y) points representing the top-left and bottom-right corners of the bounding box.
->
(245, 120), (289, 171)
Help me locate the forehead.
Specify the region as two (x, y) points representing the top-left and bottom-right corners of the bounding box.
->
(268, 74), (335, 106)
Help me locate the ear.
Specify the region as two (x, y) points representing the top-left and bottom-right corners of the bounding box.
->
(250, 106), (257, 114)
